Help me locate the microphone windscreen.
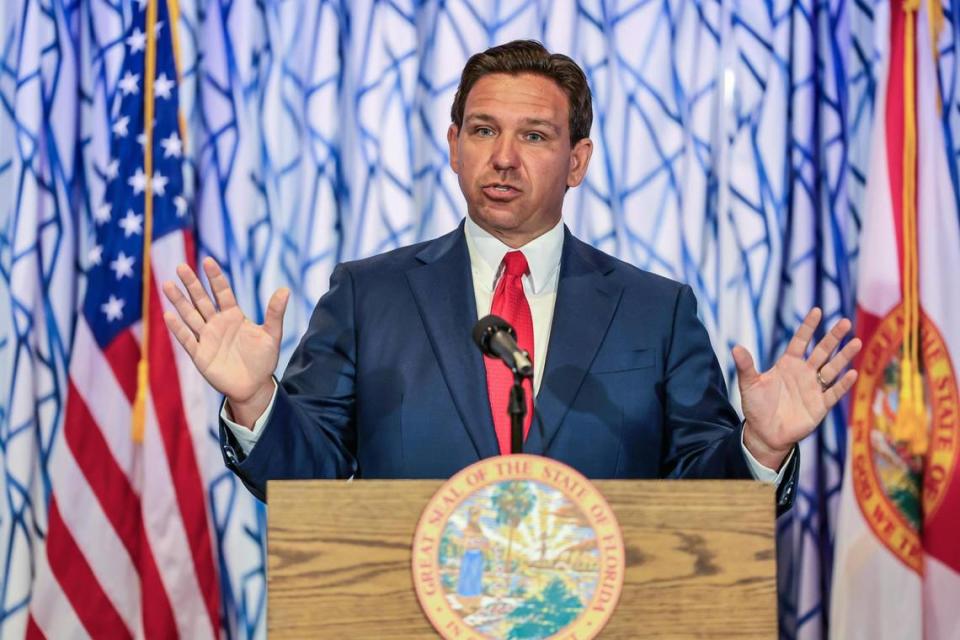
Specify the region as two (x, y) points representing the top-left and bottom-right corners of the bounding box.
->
(472, 314), (514, 354)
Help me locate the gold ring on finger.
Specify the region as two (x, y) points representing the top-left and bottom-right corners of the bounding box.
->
(817, 368), (829, 391)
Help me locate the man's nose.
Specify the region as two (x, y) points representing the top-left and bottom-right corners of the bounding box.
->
(491, 135), (519, 171)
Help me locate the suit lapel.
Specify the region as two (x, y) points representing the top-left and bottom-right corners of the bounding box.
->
(405, 224), (500, 460)
(524, 231), (623, 455)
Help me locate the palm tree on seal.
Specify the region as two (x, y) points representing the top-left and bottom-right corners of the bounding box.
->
(491, 482), (536, 579)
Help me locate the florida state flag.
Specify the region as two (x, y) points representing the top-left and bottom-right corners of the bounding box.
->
(831, 1), (960, 638)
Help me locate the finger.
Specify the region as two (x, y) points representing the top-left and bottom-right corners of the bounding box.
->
(263, 288), (290, 343)
(203, 257), (238, 311)
(732, 344), (761, 388)
(824, 369), (859, 409)
(785, 307), (823, 357)
(177, 263), (217, 320)
(162, 280), (205, 337)
(808, 317), (853, 370)
(816, 337), (862, 386)
(163, 310), (199, 359)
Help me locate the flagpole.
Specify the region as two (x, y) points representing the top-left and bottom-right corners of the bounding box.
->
(167, 0), (190, 161)
(132, 0), (159, 443)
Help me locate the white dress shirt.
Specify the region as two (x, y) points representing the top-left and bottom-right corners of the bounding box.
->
(463, 214), (562, 396)
(223, 217), (788, 485)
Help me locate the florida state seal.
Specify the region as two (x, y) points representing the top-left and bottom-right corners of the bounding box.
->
(849, 305), (960, 572)
(411, 455), (625, 639)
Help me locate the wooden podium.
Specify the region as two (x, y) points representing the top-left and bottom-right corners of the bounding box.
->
(266, 479), (777, 639)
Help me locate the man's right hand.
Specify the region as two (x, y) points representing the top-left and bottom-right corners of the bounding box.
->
(161, 257), (290, 429)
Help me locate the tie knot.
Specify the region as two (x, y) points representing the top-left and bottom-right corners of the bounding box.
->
(501, 251), (529, 277)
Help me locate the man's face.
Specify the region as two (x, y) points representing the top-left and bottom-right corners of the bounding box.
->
(448, 72), (593, 248)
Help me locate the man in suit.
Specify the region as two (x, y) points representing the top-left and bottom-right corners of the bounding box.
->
(161, 41), (860, 506)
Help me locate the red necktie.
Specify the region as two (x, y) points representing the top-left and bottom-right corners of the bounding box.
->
(485, 251), (535, 454)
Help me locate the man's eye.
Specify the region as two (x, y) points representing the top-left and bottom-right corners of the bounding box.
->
(525, 132), (545, 142)
(475, 127), (495, 136)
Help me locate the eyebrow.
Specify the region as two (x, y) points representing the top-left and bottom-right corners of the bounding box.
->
(464, 113), (562, 134)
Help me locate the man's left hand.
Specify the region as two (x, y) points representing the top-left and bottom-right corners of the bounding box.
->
(733, 308), (862, 470)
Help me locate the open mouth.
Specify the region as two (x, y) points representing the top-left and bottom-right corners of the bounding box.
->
(482, 183), (522, 200)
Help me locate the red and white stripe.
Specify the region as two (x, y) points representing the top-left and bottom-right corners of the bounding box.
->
(27, 232), (220, 639)
(916, 5), (960, 636)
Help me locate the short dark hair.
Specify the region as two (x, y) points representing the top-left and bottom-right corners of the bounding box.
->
(450, 40), (593, 144)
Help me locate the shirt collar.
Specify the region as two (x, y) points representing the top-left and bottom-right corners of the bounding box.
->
(464, 215), (564, 294)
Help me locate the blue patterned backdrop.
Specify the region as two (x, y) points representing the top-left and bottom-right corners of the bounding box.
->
(4, 1), (960, 638)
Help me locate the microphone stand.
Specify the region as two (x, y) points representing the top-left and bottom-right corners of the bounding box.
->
(509, 370), (527, 454)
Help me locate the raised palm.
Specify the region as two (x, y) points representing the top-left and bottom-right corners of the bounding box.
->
(733, 308), (861, 468)
(161, 258), (289, 405)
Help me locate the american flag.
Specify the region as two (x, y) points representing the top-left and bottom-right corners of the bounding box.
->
(26, 1), (220, 637)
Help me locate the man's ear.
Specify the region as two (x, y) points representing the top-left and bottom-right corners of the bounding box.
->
(566, 137), (593, 188)
(447, 124), (461, 174)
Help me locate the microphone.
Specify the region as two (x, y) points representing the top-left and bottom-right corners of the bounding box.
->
(472, 315), (533, 378)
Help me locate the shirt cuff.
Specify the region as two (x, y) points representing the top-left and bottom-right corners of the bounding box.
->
(220, 379), (279, 456)
(740, 427), (793, 487)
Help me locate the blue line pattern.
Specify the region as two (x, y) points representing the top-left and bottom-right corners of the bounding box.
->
(4, 1), (960, 638)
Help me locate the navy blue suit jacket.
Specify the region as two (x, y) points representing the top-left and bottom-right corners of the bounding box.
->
(220, 223), (797, 509)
